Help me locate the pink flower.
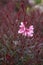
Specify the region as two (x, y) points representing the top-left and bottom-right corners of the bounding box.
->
(18, 22), (34, 37)
(18, 22), (25, 33)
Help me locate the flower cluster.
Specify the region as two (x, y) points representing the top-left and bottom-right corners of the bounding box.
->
(18, 22), (34, 37)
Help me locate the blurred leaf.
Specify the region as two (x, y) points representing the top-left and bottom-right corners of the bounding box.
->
(26, 7), (30, 12)
(22, 55), (30, 62)
(17, 60), (23, 65)
(41, 0), (43, 3)
(35, 0), (41, 4)
(15, 3), (20, 12)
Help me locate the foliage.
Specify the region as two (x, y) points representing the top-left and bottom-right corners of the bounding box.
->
(0, 0), (43, 65)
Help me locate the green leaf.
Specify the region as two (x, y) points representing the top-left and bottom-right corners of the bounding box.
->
(35, 0), (41, 4)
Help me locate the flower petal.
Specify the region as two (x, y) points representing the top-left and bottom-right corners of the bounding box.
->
(29, 25), (34, 30)
(19, 22), (25, 28)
